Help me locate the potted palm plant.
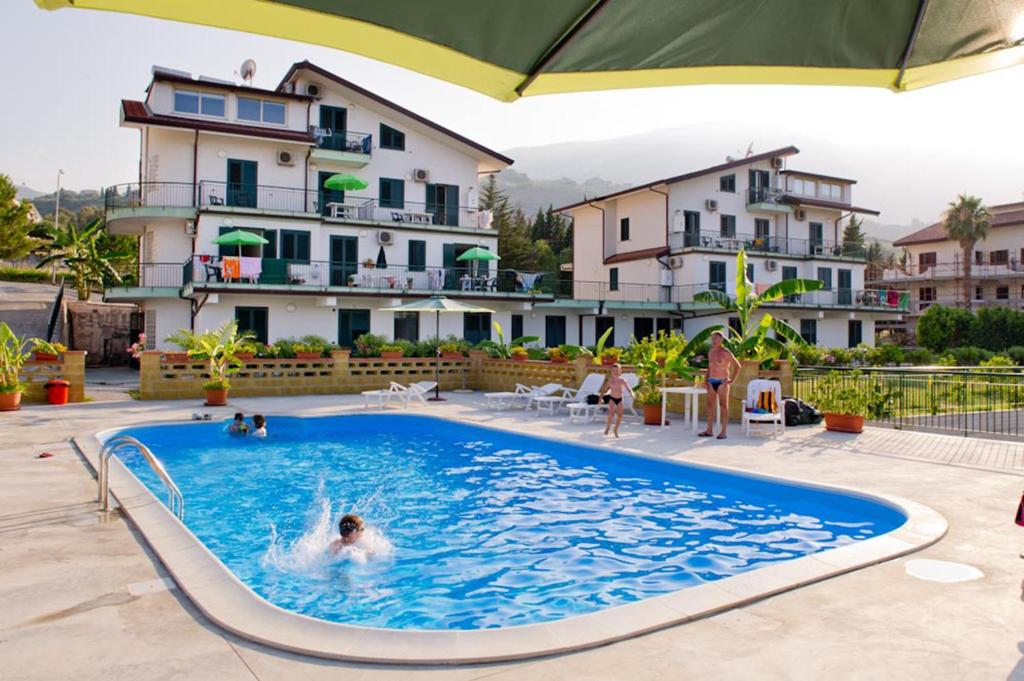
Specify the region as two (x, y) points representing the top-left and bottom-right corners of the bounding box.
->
(633, 338), (697, 425)
(807, 370), (900, 434)
(170, 321), (253, 406)
(477, 321), (540, 359)
(0, 322), (58, 411)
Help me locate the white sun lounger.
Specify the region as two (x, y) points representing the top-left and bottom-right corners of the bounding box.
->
(564, 373), (608, 423)
(362, 382), (405, 409)
(394, 380), (438, 406)
(484, 383), (535, 409)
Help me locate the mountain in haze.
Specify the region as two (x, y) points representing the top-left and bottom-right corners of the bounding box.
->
(15, 185), (44, 200)
(496, 169), (632, 216)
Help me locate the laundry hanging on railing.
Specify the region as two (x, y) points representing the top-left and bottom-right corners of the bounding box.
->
(221, 256), (240, 280)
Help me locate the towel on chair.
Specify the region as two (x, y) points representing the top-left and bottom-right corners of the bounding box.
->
(240, 256), (262, 279)
(222, 256), (240, 280)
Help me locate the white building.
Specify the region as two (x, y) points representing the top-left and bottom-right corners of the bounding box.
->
(874, 201), (1024, 335)
(105, 62), (545, 348)
(554, 146), (900, 348)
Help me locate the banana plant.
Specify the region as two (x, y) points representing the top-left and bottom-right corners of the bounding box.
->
(476, 321), (540, 359)
(558, 326), (614, 364)
(0, 322), (57, 393)
(35, 218), (128, 301)
(687, 249), (822, 362)
(168, 321), (256, 390)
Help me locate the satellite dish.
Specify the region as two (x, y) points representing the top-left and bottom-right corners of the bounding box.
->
(240, 59), (257, 84)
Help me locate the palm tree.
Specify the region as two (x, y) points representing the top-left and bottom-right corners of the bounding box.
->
(35, 218), (127, 301)
(684, 249), (823, 362)
(942, 194), (990, 308)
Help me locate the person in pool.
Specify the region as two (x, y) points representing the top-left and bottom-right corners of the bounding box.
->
(329, 514), (366, 554)
(251, 414), (267, 439)
(699, 330), (741, 440)
(227, 412), (248, 435)
(601, 364), (634, 438)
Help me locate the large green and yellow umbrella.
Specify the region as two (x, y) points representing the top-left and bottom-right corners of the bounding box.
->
(34, 1), (1024, 100)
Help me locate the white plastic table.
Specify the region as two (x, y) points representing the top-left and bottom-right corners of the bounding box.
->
(659, 386), (705, 430)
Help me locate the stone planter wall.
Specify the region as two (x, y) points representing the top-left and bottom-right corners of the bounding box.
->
(19, 350), (87, 403)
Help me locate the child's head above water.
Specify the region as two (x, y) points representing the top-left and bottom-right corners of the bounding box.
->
(233, 412), (244, 422)
(338, 513), (365, 545)
(253, 414), (266, 429)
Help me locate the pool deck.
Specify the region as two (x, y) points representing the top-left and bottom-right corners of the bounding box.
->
(2, 393), (1023, 680)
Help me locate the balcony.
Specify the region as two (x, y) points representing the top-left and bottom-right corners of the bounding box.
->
(311, 129), (372, 167)
(104, 182), (197, 231)
(668, 229), (866, 260)
(877, 260), (1024, 283)
(745, 188), (792, 213)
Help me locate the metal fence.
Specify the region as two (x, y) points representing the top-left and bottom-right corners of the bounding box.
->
(794, 366), (1024, 439)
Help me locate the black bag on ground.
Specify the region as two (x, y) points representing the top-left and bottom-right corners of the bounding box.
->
(783, 397), (823, 427)
(586, 394), (600, 405)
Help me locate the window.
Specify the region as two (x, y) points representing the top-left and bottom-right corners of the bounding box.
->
(655, 318), (672, 335)
(820, 182), (843, 201)
(782, 266), (799, 302)
(817, 267), (832, 290)
(974, 286), (984, 301)
(991, 249), (1009, 265)
(997, 286), (1010, 300)
(919, 286), (936, 302)
(595, 317), (614, 346)
(719, 174), (736, 192)
(609, 267), (619, 291)
(280, 230), (310, 262)
(319, 170), (344, 217)
(754, 218), (770, 242)
(379, 178), (405, 209)
(975, 250), (984, 265)
(848, 320), (863, 348)
(237, 97), (286, 124)
(619, 217), (630, 241)
(809, 222), (824, 247)
(236, 307), (268, 345)
(683, 210), (700, 236)
(800, 319), (818, 345)
(919, 252), (937, 273)
(380, 123), (405, 150)
(408, 240), (426, 272)
(174, 90), (225, 117)
(633, 317), (654, 341)
(511, 314), (524, 341)
(709, 261), (727, 292)
(545, 315), (566, 346)
(393, 312), (419, 341)
(464, 313), (491, 345)
(226, 159), (257, 208)
(338, 309), (370, 347)
(788, 177), (814, 196)
(720, 214), (736, 237)
(746, 263), (754, 283)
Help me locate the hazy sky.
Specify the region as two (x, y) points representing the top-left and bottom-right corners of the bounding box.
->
(2, 2), (1023, 224)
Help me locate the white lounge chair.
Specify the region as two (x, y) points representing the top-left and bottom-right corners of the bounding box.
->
(484, 382), (536, 409)
(361, 382), (405, 409)
(523, 383), (566, 411)
(742, 379), (784, 436)
(564, 373), (608, 423)
(394, 380), (438, 406)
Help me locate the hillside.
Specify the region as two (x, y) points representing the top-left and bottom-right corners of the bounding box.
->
(496, 170), (632, 215)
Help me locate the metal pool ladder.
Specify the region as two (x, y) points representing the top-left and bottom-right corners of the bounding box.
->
(98, 435), (184, 520)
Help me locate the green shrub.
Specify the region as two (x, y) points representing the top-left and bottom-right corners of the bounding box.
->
(353, 333), (387, 357)
(1003, 346), (1024, 365)
(979, 355), (1016, 368)
(526, 347), (546, 360)
(0, 267), (57, 284)
(793, 344), (825, 366)
(868, 343), (905, 366)
(947, 346), (993, 366)
(937, 354), (957, 366)
(391, 339), (415, 356)
(902, 347), (935, 365)
(916, 304), (975, 352)
(969, 307), (1024, 351)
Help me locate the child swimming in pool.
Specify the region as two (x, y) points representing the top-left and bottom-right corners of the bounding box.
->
(251, 414), (267, 439)
(601, 364), (634, 438)
(328, 513), (391, 562)
(329, 513), (366, 554)
(227, 412), (248, 435)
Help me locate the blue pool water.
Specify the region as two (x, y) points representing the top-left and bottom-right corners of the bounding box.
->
(113, 414), (905, 630)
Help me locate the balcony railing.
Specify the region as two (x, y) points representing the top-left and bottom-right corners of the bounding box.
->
(746, 187), (787, 206)
(314, 128), (372, 154)
(104, 182), (195, 210)
(878, 260), (1024, 281)
(668, 229), (866, 259)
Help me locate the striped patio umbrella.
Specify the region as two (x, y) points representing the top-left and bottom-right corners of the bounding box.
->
(34, 1), (1024, 100)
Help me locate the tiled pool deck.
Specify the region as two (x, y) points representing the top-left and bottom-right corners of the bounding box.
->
(2, 393), (1023, 680)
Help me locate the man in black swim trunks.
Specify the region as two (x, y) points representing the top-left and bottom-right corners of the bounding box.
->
(699, 330), (740, 439)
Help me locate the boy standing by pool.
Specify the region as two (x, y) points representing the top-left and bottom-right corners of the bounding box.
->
(601, 364), (634, 438)
(698, 330), (741, 440)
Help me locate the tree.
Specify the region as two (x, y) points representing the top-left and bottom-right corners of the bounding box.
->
(841, 215), (866, 257)
(35, 218), (127, 301)
(0, 174), (37, 261)
(686, 249), (823, 362)
(498, 208), (537, 271)
(916, 304), (974, 352)
(943, 194), (990, 308)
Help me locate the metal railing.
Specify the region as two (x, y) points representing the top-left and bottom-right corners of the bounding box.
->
(878, 260), (1024, 281)
(746, 187), (787, 205)
(668, 229), (867, 259)
(105, 182), (195, 210)
(794, 366), (1024, 439)
(314, 128), (372, 154)
(98, 435), (184, 519)
(133, 262), (186, 287)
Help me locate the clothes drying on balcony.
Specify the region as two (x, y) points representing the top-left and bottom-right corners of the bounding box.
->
(222, 257), (240, 280)
(517, 272), (543, 292)
(240, 257), (262, 282)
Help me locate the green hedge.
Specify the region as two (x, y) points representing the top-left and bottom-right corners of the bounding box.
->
(0, 267), (56, 284)
(918, 304), (1024, 352)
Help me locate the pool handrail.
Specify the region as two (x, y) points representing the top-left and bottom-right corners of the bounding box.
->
(98, 435), (184, 520)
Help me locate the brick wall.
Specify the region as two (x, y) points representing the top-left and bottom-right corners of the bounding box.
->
(20, 350), (87, 403)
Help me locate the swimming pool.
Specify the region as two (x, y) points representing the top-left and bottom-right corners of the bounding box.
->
(110, 414), (908, 633)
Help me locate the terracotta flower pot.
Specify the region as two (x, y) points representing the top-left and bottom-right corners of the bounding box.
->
(296, 352), (322, 360)
(549, 357), (568, 364)
(512, 355), (528, 362)
(642, 403), (664, 425)
(164, 352), (190, 362)
(204, 388), (229, 406)
(33, 352), (58, 362)
(441, 352), (464, 360)
(0, 391), (23, 411)
(380, 351), (404, 360)
(824, 413), (864, 434)
(235, 352), (255, 360)
(601, 356), (617, 366)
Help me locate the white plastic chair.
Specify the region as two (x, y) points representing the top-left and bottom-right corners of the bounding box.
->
(521, 383), (566, 410)
(742, 379), (784, 436)
(361, 383), (405, 409)
(564, 373), (608, 423)
(395, 380), (438, 406)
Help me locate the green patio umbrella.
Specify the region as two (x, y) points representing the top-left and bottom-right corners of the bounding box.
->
(323, 173), (368, 192)
(456, 247), (499, 278)
(380, 295), (494, 401)
(211, 229), (269, 257)
(35, 1), (1024, 100)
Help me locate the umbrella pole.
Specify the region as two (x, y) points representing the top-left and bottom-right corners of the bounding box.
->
(429, 308), (445, 401)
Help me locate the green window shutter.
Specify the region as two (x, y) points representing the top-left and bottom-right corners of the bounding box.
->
(262, 229), (277, 259)
(380, 178), (404, 209)
(620, 217), (630, 241)
(609, 267), (619, 291)
(409, 240), (426, 272)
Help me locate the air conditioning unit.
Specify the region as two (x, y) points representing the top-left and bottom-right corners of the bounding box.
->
(668, 256), (684, 269)
(794, 208), (807, 221)
(704, 199), (718, 212)
(184, 221), (196, 237)
(377, 230), (395, 246)
(413, 168), (430, 182)
(276, 150), (295, 166)
(772, 157), (784, 169)
(765, 259), (779, 272)
(304, 82), (322, 98)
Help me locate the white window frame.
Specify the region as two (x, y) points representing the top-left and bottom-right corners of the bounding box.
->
(173, 89), (226, 119)
(236, 96), (287, 126)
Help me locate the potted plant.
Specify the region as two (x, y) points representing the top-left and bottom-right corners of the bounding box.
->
(293, 343), (321, 360)
(631, 340), (697, 426)
(546, 347), (568, 363)
(510, 346), (529, 362)
(439, 341), (464, 360)
(600, 347), (622, 366)
(163, 330), (196, 363)
(380, 343), (404, 360)
(0, 322), (58, 411)
(254, 343), (276, 360)
(34, 342), (66, 362)
(170, 321), (253, 406)
(235, 340), (259, 361)
(634, 384), (666, 425)
(807, 370), (900, 434)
